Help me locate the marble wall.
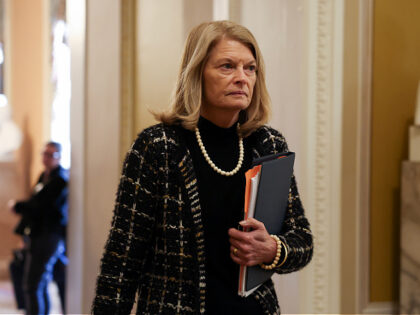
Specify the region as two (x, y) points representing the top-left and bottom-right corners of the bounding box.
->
(400, 161), (420, 314)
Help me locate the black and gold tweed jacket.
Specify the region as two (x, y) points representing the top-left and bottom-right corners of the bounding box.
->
(92, 123), (313, 315)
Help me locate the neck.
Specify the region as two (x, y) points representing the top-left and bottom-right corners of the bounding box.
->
(200, 108), (240, 128)
(45, 165), (58, 174)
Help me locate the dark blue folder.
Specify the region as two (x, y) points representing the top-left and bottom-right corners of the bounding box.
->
(242, 151), (295, 293)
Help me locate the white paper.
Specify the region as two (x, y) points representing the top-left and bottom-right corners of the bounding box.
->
(248, 172), (261, 219)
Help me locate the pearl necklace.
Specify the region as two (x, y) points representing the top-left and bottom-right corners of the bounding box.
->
(195, 124), (244, 176)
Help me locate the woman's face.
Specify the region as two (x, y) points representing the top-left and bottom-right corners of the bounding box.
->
(201, 37), (257, 124)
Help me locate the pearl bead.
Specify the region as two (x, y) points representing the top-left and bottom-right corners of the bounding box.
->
(195, 125), (244, 177)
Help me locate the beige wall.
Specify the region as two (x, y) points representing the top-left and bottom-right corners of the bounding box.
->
(67, 0), (121, 312)
(10, 0), (47, 189)
(134, 0), (212, 134)
(370, 0), (420, 302)
(0, 0), (48, 279)
(135, 0), (185, 132)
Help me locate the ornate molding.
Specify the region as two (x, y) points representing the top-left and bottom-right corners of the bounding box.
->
(305, 0), (343, 313)
(313, 2), (334, 313)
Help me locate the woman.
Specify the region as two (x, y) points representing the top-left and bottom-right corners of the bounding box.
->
(92, 21), (313, 315)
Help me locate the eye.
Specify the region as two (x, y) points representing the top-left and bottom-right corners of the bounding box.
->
(246, 64), (257, 73)
(221, 63), (234, 69)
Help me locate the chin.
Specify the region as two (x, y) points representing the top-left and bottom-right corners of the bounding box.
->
(221, 100), (250, 109)
(205, 101), (250, 114)
(230, 103), (250, 111)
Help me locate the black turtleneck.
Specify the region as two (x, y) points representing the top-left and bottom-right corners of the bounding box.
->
(183, 117), (263, 315)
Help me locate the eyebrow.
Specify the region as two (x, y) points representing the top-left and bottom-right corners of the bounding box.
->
(215, 57), (256, 65)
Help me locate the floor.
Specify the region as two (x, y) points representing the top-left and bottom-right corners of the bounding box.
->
(0, 280), (62, 314)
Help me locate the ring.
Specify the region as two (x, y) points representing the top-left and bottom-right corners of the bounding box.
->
(233, 248), (238, 255)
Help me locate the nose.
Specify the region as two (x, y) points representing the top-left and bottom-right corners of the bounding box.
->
(234, 67), (247, 84)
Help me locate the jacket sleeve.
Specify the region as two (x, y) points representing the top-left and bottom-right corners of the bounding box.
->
(275, 174), (313, 274)
(14, 176), (67, 221)
(92, 131), (159, 314)
(260, 127), (313, 274)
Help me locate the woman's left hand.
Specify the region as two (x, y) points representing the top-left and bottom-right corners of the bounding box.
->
(228, 218), (277, 266)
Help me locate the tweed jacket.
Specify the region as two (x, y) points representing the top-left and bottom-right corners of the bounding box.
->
(92, 123), (313, 315)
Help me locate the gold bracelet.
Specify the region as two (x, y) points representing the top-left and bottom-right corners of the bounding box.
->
(260, 235), (281, 270)
(276, 239), (288, 267)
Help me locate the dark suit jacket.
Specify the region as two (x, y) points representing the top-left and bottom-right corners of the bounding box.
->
(14, 165), (68, 238)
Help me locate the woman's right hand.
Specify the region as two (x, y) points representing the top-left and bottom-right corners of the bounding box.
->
(228, 218), (277, 267)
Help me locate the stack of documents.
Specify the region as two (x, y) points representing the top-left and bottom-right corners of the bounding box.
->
(238, 152), (295, 297)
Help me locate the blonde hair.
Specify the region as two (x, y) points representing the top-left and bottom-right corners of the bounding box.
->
(155, 20), (271, 136)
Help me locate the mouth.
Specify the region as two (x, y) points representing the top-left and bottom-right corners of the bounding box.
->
(227, 91), (247, 96)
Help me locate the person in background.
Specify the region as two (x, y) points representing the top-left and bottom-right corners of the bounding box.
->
(9, 141), (68, 315)
(92, 21), (313, 314)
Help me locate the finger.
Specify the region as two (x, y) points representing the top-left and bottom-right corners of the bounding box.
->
(239, 218), (265, 230)
(231, 245), (249, 258)
(231, 245), (250, 261)
(228, 227), (243, 239)
(229, 231), (254, 247)
(230, 246), (241, 261)
(239, 219), (271, 242)
(228, 227), (257, 243)
(230, 247), (248, 265)
(230, 251), (242, 265)
(230, 233), (272, 264)
(230, 241), (252, 257)
(229, 238), (240, 249)
(230, 251), (257, 267)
